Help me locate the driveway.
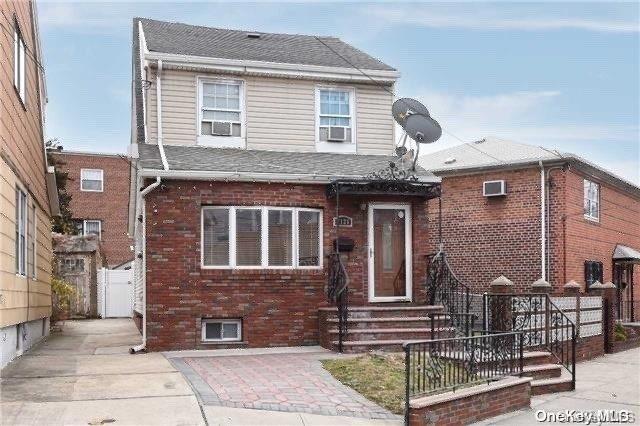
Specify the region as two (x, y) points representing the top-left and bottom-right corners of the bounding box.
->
(475, 347), (640, 425)
(0, 319), (204, 425)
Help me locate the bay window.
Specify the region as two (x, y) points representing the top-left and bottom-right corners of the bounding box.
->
(201, 206), (322, 269)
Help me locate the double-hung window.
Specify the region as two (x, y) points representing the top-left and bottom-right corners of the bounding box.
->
(15, 188), (27, 276)
(584, 261), (603, 288)
(14, 24), (26, 103)
(316, 87), (355, 152)
(583, 179), (599, 221)
(81, 169), (103, 192)
(198, 79), (244, 147)
(202, 207), (322, 269)
(83, 220), (101, 239)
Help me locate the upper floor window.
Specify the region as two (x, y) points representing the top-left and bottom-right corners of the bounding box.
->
(83, 220), (102, 239)
(81, 169), (103, 192)
(583, 179), (599, 221)
(14, 25), (26, 104)
(316, 87), (356, 153)
(198, 79), (245, 148)
(202, 206), (322, 269)
(15, 188), (27, 276)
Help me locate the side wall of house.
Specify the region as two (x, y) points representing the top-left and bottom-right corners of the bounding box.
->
(144, 68), (395, 155)
(0, 0), (52, 366)
(143, 180), (430, 351)
(52, 153), (133, 267)
(428, 168), (543, 293)
(561, 169), (640, 293)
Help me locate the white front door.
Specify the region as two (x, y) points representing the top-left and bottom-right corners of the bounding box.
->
(368, 203), (412, 302)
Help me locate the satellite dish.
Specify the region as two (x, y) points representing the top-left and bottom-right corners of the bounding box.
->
(392, 98), (442, 144)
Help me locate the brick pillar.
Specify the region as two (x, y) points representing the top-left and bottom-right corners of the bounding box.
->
(490, 276), (514, 332)
(593, 282), (617, 353)
(564, 280), (582, 338)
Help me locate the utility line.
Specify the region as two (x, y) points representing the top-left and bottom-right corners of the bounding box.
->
(0, 10), (46, 73)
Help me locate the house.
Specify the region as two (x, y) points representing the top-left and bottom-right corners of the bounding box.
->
(421, 137), (640, 322)
(128, 18), (442, 352)
(0, 0), (59, 368)
(49, 150), (134, 269)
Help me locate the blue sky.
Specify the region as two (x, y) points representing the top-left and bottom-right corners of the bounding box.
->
(39, 1), (639, 183)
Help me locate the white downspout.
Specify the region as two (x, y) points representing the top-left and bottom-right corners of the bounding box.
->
(130, 59), (168, 353)
(539, 161), (546, 281)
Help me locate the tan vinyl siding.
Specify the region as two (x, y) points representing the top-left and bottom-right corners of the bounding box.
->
(145, 68), (394, 155)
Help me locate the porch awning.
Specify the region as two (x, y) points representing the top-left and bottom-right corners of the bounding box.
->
(613, 244), (640, 262)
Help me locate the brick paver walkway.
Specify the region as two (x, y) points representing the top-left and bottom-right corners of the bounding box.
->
(171, 353), (398, 419)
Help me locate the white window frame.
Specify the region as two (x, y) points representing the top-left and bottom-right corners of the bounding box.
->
(80, 169), (104, 192)
(201, 319), (242, 342)
(31, 203), (37, 279)
(201, 206), (323, 270)
(14, 25), (26, 104)
(196, 77), (246, 148)
(315, 85), (357, 154)
(583, 179), (600, 222)
(15, 187), (27, 277)
(83, 220), (102, 239)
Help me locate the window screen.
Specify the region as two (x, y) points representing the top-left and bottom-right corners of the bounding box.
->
(202, 208), (230, 266)
(236, 209), (261, 266)
(268, 210), (293, 266)
(298, 211), (320, 267)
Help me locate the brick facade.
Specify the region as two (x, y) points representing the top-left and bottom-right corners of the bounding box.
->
(143, 179), (432, 351)
(51, 152), (133, 268)
(430, 166), (640, 297)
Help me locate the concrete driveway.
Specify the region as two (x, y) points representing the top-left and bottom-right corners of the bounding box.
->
(475, 347), (640, 425)
(0, 319), (204, 426)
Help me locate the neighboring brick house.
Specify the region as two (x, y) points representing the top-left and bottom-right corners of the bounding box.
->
(50, 151), (134, 269)
(128, 18), (442, 352)
(422, 138), (640, 321)
(0, 0), (59, 368)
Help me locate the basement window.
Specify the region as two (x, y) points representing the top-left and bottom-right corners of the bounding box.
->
(201, 319), (241, 342)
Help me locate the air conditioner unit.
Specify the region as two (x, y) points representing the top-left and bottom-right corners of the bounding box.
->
(483, 180), (507, 197)
(327, 126), (347, 142)
(212, 121), (232, 136)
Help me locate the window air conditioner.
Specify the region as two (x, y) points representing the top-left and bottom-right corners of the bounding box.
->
(483, 180), (507, 197)
(328, 126), (347, 142)
(212, 121), (232, 136)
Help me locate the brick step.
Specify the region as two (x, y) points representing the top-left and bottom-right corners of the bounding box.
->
(331, 339), (422, 353)
(328, 327), (456, 341)
(531, 375), (573, 395)
(327, 316), (450, 329)
(320, 305), (444, 319)
(521, 363), (563, 380)
(522, 351), (555, 367)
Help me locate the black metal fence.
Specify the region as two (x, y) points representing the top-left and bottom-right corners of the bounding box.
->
(484, 293), (576, 388)
(403, 331), (524, 423)
(327, 252), (349, 352)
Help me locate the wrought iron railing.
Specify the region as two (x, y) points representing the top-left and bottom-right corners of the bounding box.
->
(403, 331), (524, 424)
(327, 252), (349, 352)
(484, 293), (576, 389)
(428, 313), (477, 340)
(426, 253), (473, 336)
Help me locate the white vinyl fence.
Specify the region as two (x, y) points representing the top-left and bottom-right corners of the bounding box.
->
(97, 268), (134, 318)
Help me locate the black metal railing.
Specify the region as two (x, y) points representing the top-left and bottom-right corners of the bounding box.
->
(327, 252), (349, 352)
(403, 331), (524, 424)
(484, 293), (576, 389)
(428, 313), (477, 340)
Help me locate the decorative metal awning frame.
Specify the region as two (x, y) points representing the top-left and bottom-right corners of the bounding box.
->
(326, 162), (441, 200)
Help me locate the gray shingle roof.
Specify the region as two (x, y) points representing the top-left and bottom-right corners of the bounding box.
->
(138, 144), (439, 182)
(138, 18), (395, 71)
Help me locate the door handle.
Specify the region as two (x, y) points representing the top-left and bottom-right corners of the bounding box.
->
(369, 247), (373, 258)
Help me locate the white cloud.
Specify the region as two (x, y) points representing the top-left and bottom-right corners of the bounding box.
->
(368, 5), (639, 33)
(406, 89), (639, 184)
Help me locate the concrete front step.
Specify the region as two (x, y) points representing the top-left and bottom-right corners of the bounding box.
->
(531, 375), (574, 395)
(328, 327), (456, 341)
(521, 363), (563, 380)
(319, 305), (444, 319)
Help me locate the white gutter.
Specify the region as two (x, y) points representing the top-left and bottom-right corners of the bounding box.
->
(539, 161), (546, 281)
(130, 176), (161, 354)
(137, 168), (441, 184)
(145, 51), (400, 83)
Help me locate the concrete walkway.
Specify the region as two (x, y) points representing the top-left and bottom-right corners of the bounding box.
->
(0, 319), (204, 425)
(475, 347), (640, 425)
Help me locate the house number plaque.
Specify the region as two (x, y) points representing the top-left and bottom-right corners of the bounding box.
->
(333, 215), (353, 227)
